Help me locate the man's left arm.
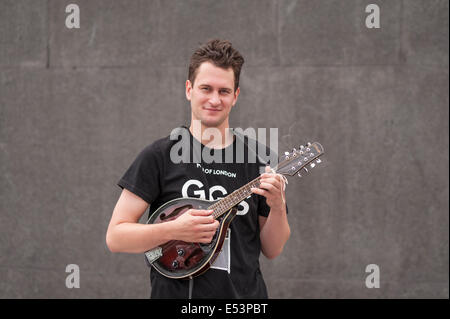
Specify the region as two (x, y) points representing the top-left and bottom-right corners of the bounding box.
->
(251, 166), (291, 259)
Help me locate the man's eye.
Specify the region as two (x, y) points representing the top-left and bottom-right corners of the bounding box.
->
(201, 87), (210, 91)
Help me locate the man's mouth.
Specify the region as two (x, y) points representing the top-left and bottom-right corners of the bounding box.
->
(203, 107), (221, 112)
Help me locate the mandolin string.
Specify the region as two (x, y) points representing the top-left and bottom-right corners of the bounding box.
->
(153, 177), (262, 253)
(207, 150), (302, 218)
(154, 176), (267, 270)
(207, 159), (284, 219)
(152, 181), (261, 258)
(207, 176), (262, 219)
(152, 149), (318, 265)
(152, 144), (321, 270)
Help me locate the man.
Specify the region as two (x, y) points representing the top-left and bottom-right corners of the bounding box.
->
(106, 39), (290, 298)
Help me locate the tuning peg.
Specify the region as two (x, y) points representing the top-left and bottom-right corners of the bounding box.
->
(304, 167), (308, 173)
(297, 172), (302, 177)
(316, 158), (322, 163)
(299, 145), (304, 149)
(307, 142), (311, 147)
(310, 163), (315, 168)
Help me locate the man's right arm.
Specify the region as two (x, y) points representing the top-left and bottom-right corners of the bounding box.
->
(106, 189), (174, 253)
(106, 189), (219, 253)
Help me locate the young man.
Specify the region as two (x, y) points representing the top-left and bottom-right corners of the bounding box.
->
(106, 39), (290, 298)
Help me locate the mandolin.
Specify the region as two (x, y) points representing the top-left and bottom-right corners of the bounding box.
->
(144, 142), (324, 279)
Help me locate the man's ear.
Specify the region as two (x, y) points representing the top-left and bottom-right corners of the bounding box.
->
(185, 80), (192, 101)
(232, 87), (240, 107)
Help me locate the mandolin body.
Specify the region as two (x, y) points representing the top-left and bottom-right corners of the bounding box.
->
(146, 197), (237, 279)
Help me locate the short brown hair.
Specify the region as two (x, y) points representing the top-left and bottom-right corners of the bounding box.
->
(188, 39), (245, 92)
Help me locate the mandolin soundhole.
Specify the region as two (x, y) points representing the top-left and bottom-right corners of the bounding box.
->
(159, 205), (192, 222)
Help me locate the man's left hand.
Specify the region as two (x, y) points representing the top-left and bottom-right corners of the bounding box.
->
(251, 166), (286, 213)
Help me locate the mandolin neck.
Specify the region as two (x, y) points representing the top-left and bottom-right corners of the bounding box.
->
(208, 176), (262, 219)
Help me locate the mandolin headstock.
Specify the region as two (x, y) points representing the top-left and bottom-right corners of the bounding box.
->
(276, 142), (324, 177)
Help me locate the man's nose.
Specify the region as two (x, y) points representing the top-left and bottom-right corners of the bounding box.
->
(209, 92), (221, 106)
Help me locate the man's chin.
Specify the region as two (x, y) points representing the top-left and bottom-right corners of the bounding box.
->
(199, 118), (225, 128)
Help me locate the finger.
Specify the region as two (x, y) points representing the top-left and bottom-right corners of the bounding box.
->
(189, 209), (214, 216)
(251, 187), (267, 197)
(198, 230), (216, 240)
(259, 182), (278, 192)
(259, 178), (281, 189)
(261, 174), (282, 183)
(208, 221), (220, 231)
(194, 216), (216, 225)
(260, 173), (273, 179)
(198, 222), (219, 232)
(202, 230), (217, 238)
(199, 236), (214, 244)
(259, 180), (281, 193)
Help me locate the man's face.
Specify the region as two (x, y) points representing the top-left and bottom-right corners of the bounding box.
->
(186, 61), (240, 128)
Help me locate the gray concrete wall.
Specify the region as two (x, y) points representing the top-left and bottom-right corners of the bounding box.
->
(0, 0), (448, 298)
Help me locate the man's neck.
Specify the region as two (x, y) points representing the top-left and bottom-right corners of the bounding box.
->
(189, 120), (234, 149)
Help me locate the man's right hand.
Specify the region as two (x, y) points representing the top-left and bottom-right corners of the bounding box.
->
(171, 209), (220, 243)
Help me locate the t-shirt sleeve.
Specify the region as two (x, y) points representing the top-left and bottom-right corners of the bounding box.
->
(117, 142), (164, 205)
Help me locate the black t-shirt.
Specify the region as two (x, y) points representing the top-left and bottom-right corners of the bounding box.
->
(117, 126), (285, 299)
